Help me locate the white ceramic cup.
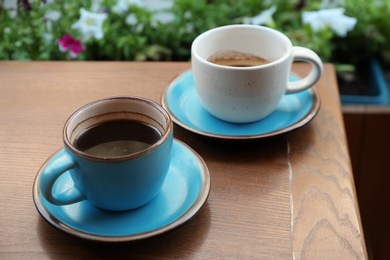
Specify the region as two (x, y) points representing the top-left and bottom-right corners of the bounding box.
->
(191, 24), (323, 123)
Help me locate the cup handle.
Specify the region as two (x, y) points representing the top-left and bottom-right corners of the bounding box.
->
(39, 150), (85, 205)
(286, 46), (324, 94)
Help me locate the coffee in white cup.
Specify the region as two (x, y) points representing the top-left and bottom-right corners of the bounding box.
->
(191, 24), (323, 123)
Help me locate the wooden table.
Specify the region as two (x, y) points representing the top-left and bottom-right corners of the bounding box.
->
(0, 62), (367, 259)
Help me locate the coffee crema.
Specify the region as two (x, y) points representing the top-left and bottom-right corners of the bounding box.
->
(207, 50), (269, 67)
(74, 120), (162, 158)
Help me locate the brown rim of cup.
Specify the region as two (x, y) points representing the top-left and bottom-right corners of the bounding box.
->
(191, 24), (292, 70)
(63, 96), (173, 162)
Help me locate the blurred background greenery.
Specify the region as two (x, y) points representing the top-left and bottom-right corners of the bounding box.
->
(1, 0), (389, 73)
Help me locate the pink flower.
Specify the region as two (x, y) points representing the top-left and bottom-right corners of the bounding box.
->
(58, 34), (84, 58)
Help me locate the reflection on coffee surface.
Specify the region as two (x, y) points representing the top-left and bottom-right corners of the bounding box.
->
(207, 50), (269, 67)
(74, 120), (161, 158)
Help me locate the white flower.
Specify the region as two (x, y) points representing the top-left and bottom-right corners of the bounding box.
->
(302, 8), (357, 37)
(184, 11), (192, 19)
(112, 0), (144, 14)
(3, 0), (18, 18)
(44, 10), (61, 31)
(45, 10), (61, 21)
(125, 14), (144, 32)
(125, 14), (138, 25)
(71, 8), (108, 41)
(3, 0), (17, 10)
(152, 11), (175, 25)
(243, 5), (277, 26)
(143, 0), (173, 12)
(90, 0), (103, 12)
(42, 33), (53, 44)
(374, 0), (385, 6)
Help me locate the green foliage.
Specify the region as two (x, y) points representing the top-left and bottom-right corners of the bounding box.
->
(0, 0), (389, 69)
(332, 0), (390, 68)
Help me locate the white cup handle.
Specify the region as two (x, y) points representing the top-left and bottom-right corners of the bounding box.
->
(286, 46), (323, 94)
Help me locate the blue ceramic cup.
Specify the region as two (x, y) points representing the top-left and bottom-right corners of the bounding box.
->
(39, 96), (173, 211)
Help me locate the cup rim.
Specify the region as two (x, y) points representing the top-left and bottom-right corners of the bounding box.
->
(191, 24), (292, 70)
(63, 96), (173, 162)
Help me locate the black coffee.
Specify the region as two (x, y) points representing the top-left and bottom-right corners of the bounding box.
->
(74, 120), (162, 158)
(207, 50), (269, 67)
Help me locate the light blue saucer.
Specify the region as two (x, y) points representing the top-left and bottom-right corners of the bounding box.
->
(162, 70), (320, 140)
(33, 139), (210, 242)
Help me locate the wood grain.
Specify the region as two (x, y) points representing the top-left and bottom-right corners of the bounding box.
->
(0, 62), (366, 259)
(289, 66), (367, 259)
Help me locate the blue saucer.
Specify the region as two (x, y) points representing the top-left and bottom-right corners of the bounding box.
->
(162, 70), (320, 140)
(33, 139), (210, 242)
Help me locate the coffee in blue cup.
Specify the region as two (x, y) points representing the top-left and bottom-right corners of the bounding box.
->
(39, 96), (173, 211)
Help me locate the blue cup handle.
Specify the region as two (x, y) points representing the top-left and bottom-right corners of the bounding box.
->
(39, 150), (85, 205)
